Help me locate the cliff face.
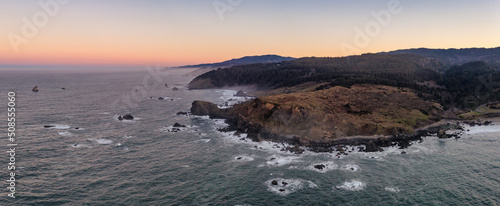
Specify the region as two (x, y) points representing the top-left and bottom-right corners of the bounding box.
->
(191, 85), (443, 147)
(191, 101), (224, 118)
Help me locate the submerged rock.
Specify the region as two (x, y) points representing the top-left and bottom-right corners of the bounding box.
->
(172, 87), (179, 91)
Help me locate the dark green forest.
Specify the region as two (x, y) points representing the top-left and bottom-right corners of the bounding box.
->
(189, 54), (500, 109)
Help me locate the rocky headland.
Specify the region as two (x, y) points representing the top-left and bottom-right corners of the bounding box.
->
(189, 84), (471, 153)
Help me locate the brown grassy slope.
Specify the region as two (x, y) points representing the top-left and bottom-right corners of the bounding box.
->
(227, 84), (443, 144)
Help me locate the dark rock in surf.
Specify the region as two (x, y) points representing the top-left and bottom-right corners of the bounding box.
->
(122, 114), (134, 120)
(364, 141), (384, 152)
(173, 123), (186, 127)
(314, 164), (326, 170)
(234, 90), (248, 97)
(176, 111), (188, 115)
(271, 180), (278, 185)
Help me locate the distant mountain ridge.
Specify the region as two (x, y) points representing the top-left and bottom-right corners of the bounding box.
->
(382, 47), (500, 66)
(176, 54), (296, 68)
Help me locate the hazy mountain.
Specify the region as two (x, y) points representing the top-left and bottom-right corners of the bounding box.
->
(383, 47), (500, 66)
(175, 54), (296, 68)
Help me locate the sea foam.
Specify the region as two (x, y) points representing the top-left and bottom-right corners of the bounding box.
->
(266, 178), (317, 196)
(92, 139), (114, 145)
(385, 186), (401, 193)
(307, 162), (338, 173)
(334, 180), (366, 191)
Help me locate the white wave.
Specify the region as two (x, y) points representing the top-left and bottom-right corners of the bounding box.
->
(162, 126), (188, 133)
(335, 180), (366, 191)
(262, 155), (300, 167)
(265, 178), (317, 196)
(192, 115), (210, 120)
(44, 124), (71, 129)
(233, 155), (254, 162)
(122, 135), (134, 139)
(385, 187), (401, 193)
(92, 139), (113, 145)
(58, 131), (73, 136)
(113, 115), (139, 122)
(214, 89), (254, 108)
(465, 124), (500, 134)
(340, 164), (360, 172)
(195, 139), (211, 143)
(158, 97), (182, 101)
(307, 162), (338, 173)
(71, 144), (90, 148)
(218, 129), (298, 156)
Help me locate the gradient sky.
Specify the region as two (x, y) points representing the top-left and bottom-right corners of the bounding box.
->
(1, 0), (499, 67)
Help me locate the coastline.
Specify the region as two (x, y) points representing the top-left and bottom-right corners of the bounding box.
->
(190, 97), (500, 153)
(188, 86), (500, 154)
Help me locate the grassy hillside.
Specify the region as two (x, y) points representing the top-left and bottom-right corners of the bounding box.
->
(223, 85), (442, 143)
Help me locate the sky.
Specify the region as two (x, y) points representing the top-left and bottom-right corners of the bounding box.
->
(1, 0), (499, 67)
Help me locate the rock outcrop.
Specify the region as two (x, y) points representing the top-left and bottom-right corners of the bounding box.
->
(235, 90), (248, 97)
(123, 114), (134, 120)
(173, 123), (186, 127)
(190, 85), (446, 152)
(32, 85), (39, 92)
(190, 101), (225, 118)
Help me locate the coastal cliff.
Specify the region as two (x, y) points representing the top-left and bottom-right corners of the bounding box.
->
(191, 84), (445, 151)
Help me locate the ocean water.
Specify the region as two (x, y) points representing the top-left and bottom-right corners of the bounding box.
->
(0, 69), (499, 205)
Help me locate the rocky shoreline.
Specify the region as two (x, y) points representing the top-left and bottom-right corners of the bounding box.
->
(189, 100), (494, 154)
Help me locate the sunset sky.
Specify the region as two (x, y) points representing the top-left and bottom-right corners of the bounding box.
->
(1, 0), (499, 67)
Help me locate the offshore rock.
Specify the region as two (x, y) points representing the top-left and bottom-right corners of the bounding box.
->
(190, 101), (225, 118)
(123, 114), (134, 120)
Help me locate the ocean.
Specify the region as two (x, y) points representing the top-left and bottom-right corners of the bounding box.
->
(0, 69), (498, 205)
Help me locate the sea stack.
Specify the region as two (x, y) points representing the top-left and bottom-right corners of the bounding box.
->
(32, 85), (39, 92)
